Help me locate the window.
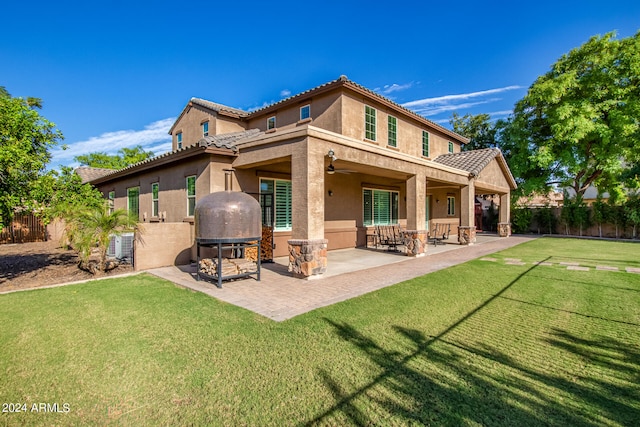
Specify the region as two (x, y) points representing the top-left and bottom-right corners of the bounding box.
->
(422, 131), (430, 157)
(425, 195), (431, 230)
(363, 188), (399, 226)
(127, 187), (139, 220)
(260, 179), (292, 231)
(267, 116), (276, 130)
(300, 105), (310, 121)
(177, 132), (183, 149)
(202, 122), (209, 137)
(108, 191), (115, 214)
(447, 196), (455, 216)
(387, 116), (397, 147)
(151, 183), (159, 217)
(365, 105), (376, 141)
(448, 141), (454, 153)
(186, 176), (196, 216)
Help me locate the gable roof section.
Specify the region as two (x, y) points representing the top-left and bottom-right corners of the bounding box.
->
(434, 148), (517, 189)
(168, 97), (249, 134)
(75, 166), (116, 183)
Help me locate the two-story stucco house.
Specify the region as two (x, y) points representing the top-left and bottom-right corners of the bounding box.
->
(86, 75), (516, 276)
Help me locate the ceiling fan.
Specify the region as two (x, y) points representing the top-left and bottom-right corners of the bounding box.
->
(327, 149), (357, 174)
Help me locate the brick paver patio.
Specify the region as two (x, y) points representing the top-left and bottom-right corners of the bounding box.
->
(148, 235), (538, 321)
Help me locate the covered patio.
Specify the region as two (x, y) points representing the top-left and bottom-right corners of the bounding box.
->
(231, 126), (517, 279)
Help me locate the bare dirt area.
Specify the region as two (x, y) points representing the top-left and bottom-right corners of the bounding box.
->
(0, 240), (133, 293)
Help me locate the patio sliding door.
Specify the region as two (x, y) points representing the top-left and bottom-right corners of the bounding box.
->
(363, 188), (398, 226)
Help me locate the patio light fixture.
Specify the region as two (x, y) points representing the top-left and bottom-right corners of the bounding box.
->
(327, 148), (337, 174)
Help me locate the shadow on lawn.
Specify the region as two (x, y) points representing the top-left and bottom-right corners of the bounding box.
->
(308, 258), (640, 426)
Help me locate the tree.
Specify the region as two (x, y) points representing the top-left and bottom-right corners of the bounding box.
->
(74, 145), (154, 169)
(623, 194), (640, 239)
(0, 88), (62, 227)
(504, 31), (640, 198)
(591, 193), (611, 238)
(449, 112), (499, 151)
(29, 166), (104, 227)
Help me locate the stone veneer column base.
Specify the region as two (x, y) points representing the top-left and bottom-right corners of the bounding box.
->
(458, 226), (477, 245)
(287, 239), (328, 279)
(403, 230), (427, 257)
(498, 222), (511, 237)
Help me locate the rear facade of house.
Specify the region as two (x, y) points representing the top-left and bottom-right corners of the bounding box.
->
(89, 76), (516, 274)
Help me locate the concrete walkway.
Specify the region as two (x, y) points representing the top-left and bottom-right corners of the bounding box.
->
(148, 234), (538, 321)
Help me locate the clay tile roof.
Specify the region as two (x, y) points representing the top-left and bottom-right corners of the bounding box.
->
(74, 166), (116, 183)
(433, 148), (502, 177)
(190, 98), (248, 117)
(197, 129), (263, 152)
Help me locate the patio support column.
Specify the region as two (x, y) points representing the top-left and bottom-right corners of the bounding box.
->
(288, 139), (328, 279)
(406, 172), (426, 230)
(498, 192), (511, 237)
(458, 180), (476, 245)
(405, 171), (427, 256)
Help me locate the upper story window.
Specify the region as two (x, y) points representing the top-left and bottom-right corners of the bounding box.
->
(387, 116), (397, 147)
(448, 141), (454, 153)
(202, 121), (209, 137)
(267, 116), (276, 130)
(177, 132), (183, 150)
(300, 105), (310, 121)
(186, 176), (196, 216)
(151, 183), (159, 217)
(422, 131), (430, 157)
(365, 106), (376, 141)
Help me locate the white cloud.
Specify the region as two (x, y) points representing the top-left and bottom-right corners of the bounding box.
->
(376, 82), (414, 95)
(411, 99), (500, 117)
(402, 85), (522, 109)
(50, 117), (175, 168)
(485, 110), (514, 117)
(280, 89), (291, 97)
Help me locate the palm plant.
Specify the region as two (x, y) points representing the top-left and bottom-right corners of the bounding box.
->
(68, 203), (139, 273)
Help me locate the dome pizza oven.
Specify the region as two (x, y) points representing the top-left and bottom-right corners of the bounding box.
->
(195, 170), (261, 288)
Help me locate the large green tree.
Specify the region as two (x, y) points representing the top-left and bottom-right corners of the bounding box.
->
(450, 112), (499, 151)
(74, 145), (154, 169)
(30, 166), (104, 226)
(0, 87), (62, 227)
(504, 31), (640, 198)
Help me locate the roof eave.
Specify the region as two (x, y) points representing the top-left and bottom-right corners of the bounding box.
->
(89, 146), (237, 185)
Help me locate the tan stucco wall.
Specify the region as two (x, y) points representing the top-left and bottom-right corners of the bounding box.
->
(244, 91), (343, 135)
(339, 90), (463, 159)
(134, 222), (193, 270)
(171, 104), (246, 150)
(171, 105), (217, 150)
(216, 115), (247, 135)
(476, 159), (511, 193)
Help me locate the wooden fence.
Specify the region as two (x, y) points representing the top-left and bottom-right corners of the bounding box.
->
(0, 213), (47, 244)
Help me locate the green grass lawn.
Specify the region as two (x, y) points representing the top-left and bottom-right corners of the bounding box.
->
(1, 238), (639, 426)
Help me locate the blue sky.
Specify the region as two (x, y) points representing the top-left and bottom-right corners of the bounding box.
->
(2, 0), (639, 170)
